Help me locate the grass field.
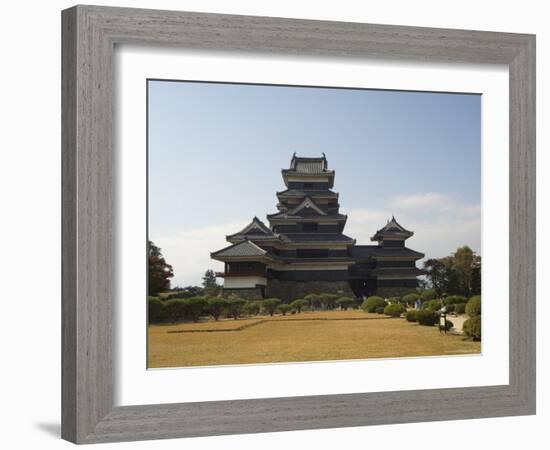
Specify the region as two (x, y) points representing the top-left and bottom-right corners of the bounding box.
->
(148, 310), (481, 368)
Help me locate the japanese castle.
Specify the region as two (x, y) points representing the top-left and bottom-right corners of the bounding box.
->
(211, 154), (424, 301)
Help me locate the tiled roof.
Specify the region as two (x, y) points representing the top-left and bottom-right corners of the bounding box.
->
(276, 188), (339, 198)
(211, 239), (268, 258)
(283, 154), (334, 174)
(226, 217), (275, 239)
(282, 233), (355, 243)
(267, 211), (346, 220)
(371, 216), (414, 241)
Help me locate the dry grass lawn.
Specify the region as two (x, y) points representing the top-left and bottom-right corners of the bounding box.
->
(148, 310), (480, 368)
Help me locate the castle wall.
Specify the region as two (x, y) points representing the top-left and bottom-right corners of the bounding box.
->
(222, 287), (264, 300)
(265, 279), (354, 302)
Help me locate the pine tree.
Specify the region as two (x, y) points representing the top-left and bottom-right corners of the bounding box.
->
(148, 241), (173, 295)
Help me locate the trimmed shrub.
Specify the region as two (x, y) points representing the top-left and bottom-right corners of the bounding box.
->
(148, 297), (167, 323)
(416, 310), (439, 326)
(420, 289), (436, 302)
(463, 315), (481, 340)
(243, 300), (261, 316)
(290, 299), (308, 313)
(164, 299), (188, 323)
(444, 295), (467, 305)
(444, 304), (455, 313)
(375, 306), (385, 314)
(454, 303), (466, 314)
(277, 304), (293, 316)
(262, 298), (281, 316)
(207, 297), (227, 321)
(336, 297), (354, 310)
(362, 296), (387, 313)
(466, 295), (481, 317)
(422, 299), (443, 312)
(319, 294), (339, 310)
(388, 296), (402, 304)
(402, 293), (420, 306)
(304, 294), (320, 310)
(405, 310), (418, 322)
(226, 297), (246, 320)
(183, 297), (208, 322)
(384, 303), (406, 317)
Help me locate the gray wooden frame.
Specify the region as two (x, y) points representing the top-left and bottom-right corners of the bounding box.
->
(62, 5), (536, 444)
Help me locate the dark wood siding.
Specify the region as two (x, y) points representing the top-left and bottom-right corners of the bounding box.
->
(270, 270), (351, 281)
(287, 181), (330, 190)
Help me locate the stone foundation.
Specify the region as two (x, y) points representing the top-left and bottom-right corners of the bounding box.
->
(265, 279), (354, 302)
(222, 287), (264, 300)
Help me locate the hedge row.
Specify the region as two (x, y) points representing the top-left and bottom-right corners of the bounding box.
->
(148, 295), (357, 323)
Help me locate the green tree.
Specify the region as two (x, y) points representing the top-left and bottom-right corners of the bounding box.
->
(183, 297), (208, 322)
(420, 289), (436, 302)
(243, 300), (261, 316)
(148, 297), (167, 323)
(262, 299), (281, 316)
(424, 247), (481, 297)
(202, 269), (220, 296)
(164, 299), (187, 323)
(422, 258), (446, 297)
(226, 297), (246, 320)
(402, 293), (420, 307)
(463, 315), (481, 340)
(465, 295), (481, 317)
(336, 297), (354, 310)
(277, 304), (293, 316)
(304, 294), (320, 310)
(148, 241), (174, 295)
(362, 296), (386, 313)
(453, 246), (475, 296)
(319, 294), (338, 310)
(290, 299), (308, 313)
(207, 297), (227, 321)
(384, 303), (406, 317)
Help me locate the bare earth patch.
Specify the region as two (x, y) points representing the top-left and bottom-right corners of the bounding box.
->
(148, 310), (481, 368)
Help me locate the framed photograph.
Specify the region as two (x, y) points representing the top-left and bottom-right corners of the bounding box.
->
(62, 5), (535, 444)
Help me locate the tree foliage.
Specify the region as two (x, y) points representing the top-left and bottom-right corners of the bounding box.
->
(290, 299), (308, 313)
(262, 299), (281, 316)
(463, 315), (481, 340)
(207, 297), (227, 321)
(226, 297), (246, 320)
(148, 241), (174, 295)
(362, 296), (386, 313)
(319, 294), (338, 310)
(402, 293), (420, 307)
(336, 297), (354, 310)
(243, 300), (262, 316)
(465, 295), (481, 317)
(416, 310), (439, 326)
(277, 304), (293, 316)
(183, 297), (208, 322)
(384, 303), (406, 317)
(423, 246), (481, 297)
(202, 269), (220, 296)
(148, 297), (167, 323)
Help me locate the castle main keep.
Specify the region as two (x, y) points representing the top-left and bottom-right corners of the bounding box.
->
(211, 154), (424, 301)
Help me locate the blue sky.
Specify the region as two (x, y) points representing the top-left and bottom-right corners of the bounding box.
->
(148, 80), (481, 287)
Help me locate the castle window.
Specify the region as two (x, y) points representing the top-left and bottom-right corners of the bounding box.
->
(297, 249), (328, 258)
(303, 182), (314, 189)
(302, 222), (318, 232)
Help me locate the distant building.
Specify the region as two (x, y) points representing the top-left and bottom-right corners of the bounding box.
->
(211, 154), (424, 301)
